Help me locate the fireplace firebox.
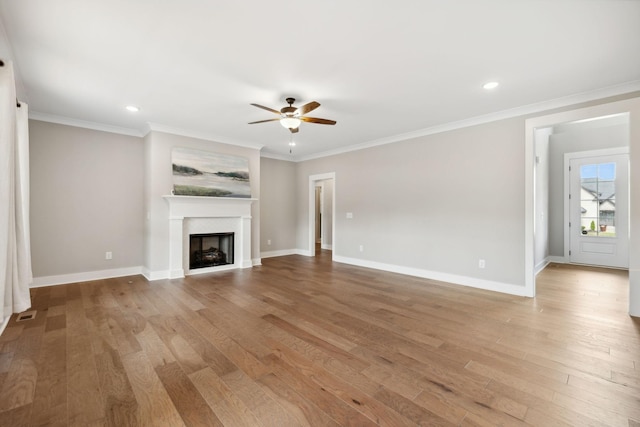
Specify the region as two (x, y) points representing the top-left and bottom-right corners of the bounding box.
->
(189, 232), (234, 270)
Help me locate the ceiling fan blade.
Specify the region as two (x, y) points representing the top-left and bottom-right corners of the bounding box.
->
(250, 103), (281, 115)
(300, 116), (336, 125)
(289, 127), (299, 134)
(295, 101), (320, 116)
(248, 118), (281, 124)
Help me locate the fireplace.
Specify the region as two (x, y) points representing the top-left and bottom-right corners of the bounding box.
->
(190, 232), (234, 269)
(163, 195), (254, 279)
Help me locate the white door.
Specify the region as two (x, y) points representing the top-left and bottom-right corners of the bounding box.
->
(569, 153), (629, 268)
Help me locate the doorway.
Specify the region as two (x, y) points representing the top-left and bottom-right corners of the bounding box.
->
(566, 149), (629, 268)
(525, 98), (637, 307)
(308, 173), (335, 257)
(315, 186), (322, 246)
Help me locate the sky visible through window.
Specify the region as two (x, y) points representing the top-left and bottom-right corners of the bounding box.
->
(580, 163), (616, 180)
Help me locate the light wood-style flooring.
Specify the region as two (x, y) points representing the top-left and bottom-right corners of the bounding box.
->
(0, 251), (639, 426)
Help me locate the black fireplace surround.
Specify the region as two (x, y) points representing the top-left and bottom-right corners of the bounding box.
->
(189, 232), (234, 269)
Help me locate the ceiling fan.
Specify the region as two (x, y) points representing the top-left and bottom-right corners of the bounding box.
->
(248, 97), (336, 133)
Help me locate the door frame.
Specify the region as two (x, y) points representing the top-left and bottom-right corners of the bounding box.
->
(308, 172), (335, 257)
(563, 147), (629, 265)
(315, 185), (322, 244)
(525, 97), (638, 299)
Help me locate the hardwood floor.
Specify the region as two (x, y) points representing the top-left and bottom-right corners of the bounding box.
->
(1, 251), (638, 426)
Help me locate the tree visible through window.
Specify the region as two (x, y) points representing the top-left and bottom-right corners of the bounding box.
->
(580, 163), (616, 237)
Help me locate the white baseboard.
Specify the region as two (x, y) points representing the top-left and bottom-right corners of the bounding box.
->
(141, 267), (170, 281)
(333, 255), (530, 297)
(144, 260), (260, 280)
(534, 259), (551, 275)
(546, 256), (567, 264)
(321, 243), (333, 250)
(534, 256), (567, 274)
(31, 266), (144, 288)
(261, 249), (303, 259)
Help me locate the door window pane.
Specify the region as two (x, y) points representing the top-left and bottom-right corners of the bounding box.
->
(580, 163), (616, 237)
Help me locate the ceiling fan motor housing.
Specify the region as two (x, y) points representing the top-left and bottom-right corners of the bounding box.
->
(281, 98), (297, 115)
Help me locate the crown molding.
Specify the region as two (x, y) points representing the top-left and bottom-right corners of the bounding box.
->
(26, 113), (266, 151)
(146, 122), (264, 151)
(259, 150), (297, 162)
(293, 80), (640, 162)
(29, 79), (640, 162)
(29, 111), (145, 137)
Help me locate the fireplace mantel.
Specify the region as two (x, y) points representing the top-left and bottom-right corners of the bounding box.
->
(163, 195), (256, 218)
(163, 195), (256, 278)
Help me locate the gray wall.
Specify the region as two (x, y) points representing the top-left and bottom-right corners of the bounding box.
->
(29, 121), (261, 281)
(29, 120), (144, 277)
(548, 122), (628, 256)
(295, 117), (526, 288)
(260, 157), (296, 253)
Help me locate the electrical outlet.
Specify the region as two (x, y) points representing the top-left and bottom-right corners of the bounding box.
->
(267, 239), (271, 246)
(105, 251), (113, 260)
(478, 259), (485, 269)
(346, 212), (353, 219)
(359, 245), (364, 252)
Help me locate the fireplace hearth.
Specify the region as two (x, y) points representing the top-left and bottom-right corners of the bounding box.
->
(190, 232), (234, 269)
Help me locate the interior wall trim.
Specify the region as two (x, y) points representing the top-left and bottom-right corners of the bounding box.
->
(290, 82), (640, 162)
(31, 266), (144, 288)
(333, 255), (530, 297)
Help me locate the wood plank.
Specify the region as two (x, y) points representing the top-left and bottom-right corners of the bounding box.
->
(258, 372), (343, 426)
(262, 313), (369, 372)
(185, 312), (270, 379)
(263, 353), (379, 427)
(67, 344), (104, 424)
(94, 345), (139, 426)
(0, 356), (38, 412)
(0, 259), (637, 425)
(66, 294), (105, 427)
(29, 328), (67, 427)
(155, 361), (223, 427)
(265, 341), (417, 426)
(373, 385), (454, 426)
(0, 319), (45, 413)
(121, 350), (185, 426)
(161, 315), (237, 376)
(189, 367), (263, 427)
(0, 402), (32, 427)
(148, 315), (209, 375)
(220, 368), (310, 427)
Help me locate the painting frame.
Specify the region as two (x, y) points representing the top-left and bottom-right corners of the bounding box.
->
(171, 147), (251, 198)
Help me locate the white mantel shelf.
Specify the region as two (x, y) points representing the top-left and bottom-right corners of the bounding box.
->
(162, 195), (257, 278)
(163, 195), (257, 219)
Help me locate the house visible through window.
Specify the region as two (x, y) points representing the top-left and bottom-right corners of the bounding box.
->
(580, 162), (616, 237)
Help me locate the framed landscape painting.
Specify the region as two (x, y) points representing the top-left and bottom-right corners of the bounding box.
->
(171, 147), (251, 198)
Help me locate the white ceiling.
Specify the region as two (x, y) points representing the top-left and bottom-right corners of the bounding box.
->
(1, 0), (639, 160)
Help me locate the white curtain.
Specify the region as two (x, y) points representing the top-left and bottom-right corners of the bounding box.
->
(0, 60), (32, 321)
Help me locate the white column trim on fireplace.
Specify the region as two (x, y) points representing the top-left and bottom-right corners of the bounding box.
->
(163, 195), (256, 278)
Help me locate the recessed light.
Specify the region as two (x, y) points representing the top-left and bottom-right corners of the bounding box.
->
(483, 81), (499, 90)
(125, 105), (140, 112)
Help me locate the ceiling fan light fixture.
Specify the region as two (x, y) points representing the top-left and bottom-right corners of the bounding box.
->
(280, 117), (301, 129)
